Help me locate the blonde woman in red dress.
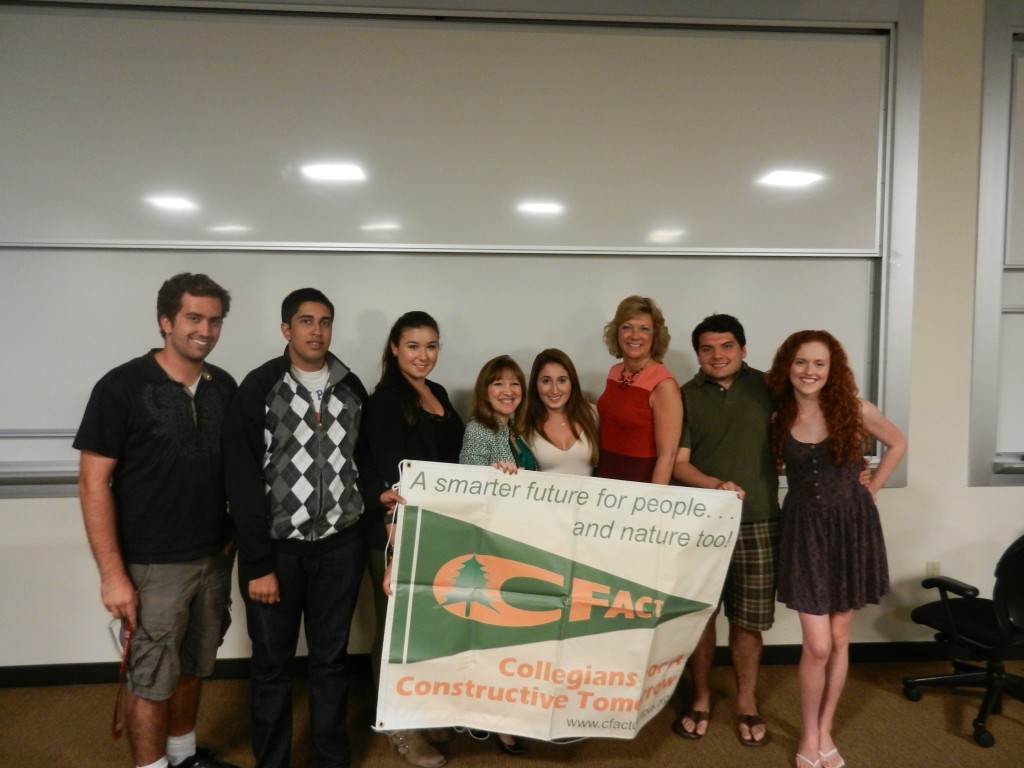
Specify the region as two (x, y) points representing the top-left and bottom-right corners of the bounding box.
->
(594, 295), (682, 484)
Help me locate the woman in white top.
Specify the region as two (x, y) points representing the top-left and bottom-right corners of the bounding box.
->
(523, 348), (600, 476)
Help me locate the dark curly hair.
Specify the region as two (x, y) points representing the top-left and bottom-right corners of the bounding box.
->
(156, 273), (230, 338)
(766, 330), (863, 469)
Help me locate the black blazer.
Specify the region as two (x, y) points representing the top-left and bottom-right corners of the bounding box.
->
(363, 379), (464, 548)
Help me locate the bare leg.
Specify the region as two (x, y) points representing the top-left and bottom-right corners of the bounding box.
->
(678, 613), (717, 736)
(168, 673), (201, 737)
(128, 674), (202, 766)
(730, 622), (767, 743)
(796, 612), (833, 764)
(817, 611), (854, 768)
(128, 694), (171, 767)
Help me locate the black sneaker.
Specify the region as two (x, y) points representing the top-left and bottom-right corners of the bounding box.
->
(176, 747), (241, 768)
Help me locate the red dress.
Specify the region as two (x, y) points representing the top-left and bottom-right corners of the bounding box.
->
(594, 362), (677, 482)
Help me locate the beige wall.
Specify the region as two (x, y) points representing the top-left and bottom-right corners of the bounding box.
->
(2, 0), (1023, 668)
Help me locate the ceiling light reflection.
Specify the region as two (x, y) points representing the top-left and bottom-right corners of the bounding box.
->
(648, 229), (686, 244)
(301, 163), (366, 182)
(757, 170), (824, 187)
(146, 195), (198, 211)
(208, 224), (251, 233)
(517, 200), (564, 215)
(361, 222), (401, 231)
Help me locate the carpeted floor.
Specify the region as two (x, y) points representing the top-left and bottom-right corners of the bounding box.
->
(2, 661), (1022, 767)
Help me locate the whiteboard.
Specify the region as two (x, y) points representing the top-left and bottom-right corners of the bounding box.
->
(1006, 52), (1024, 264)
(997, 311), (1024, 454)
(997, 269), (1024, 455)
(0, 5), (886, 253)
(0, 249), (876, 469)
(994, 50), (1024, 455)
(0, 3), (891, 487)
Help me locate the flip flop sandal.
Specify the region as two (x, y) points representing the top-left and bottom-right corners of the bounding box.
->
(819, 747), (845, 768)
(736, 714), (771, 747)
(671, 709), (710, 740)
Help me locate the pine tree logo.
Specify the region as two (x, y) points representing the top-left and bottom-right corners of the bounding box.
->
(438, 555), (499, 619)
(387, 507), (712, 664)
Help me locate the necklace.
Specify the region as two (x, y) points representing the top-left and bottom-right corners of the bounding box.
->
(619, 365), (645, 388)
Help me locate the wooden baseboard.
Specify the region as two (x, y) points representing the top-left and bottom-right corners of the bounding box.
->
(0, 643), (974, 688)
(0, 653), (373, 688)
(755, 641), (959, 666)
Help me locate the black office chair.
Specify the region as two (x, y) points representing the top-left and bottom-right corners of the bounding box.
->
(902, 534), (1024, 747)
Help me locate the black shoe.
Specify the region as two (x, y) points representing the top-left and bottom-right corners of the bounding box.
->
(177, 747), (241, 768)
(497, 736), (526, 756)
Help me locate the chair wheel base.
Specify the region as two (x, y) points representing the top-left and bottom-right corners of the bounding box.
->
(973, 727), (995, 748)
(903, 684), (922, 702)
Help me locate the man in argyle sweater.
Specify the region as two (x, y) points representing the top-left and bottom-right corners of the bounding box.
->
(225, 288), (373, 768)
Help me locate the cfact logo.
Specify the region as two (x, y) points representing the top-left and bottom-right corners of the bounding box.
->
(386, 508), (710, 664)
(433, 554), (666, 627)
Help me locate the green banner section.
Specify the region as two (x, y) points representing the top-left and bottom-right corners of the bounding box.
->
(389, 507), (710, 664)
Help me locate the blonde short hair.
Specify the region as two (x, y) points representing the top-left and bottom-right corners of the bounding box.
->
(602, 295), (671, 362)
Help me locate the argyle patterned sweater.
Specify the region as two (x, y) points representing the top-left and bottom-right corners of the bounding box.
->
(225, 350), (372, 583)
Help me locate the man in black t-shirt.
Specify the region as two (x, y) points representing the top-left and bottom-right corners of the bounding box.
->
(74, 273), (238, 768)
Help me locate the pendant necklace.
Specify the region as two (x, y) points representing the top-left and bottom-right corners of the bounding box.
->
(619, 365), (646, 388)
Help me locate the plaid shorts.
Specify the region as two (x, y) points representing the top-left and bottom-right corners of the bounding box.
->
(721, 518), (780, 632)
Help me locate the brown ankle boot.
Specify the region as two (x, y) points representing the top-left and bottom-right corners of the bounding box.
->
(389, 729), (447, 768)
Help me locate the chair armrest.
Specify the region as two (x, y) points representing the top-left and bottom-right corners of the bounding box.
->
(920, 575), (979, 599)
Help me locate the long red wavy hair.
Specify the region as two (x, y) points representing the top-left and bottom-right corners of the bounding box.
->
(765, 330), (863, 469)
